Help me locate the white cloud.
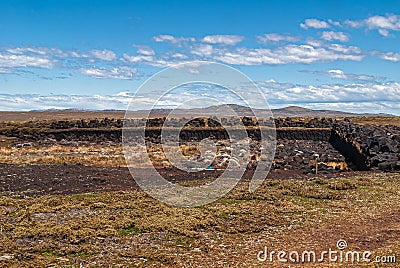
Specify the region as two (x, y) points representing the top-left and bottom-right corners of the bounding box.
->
(191, 44), (214, 56)
(90, 49), (117, 61)
(378, 29), (390, 37)
(122, 53), (188, 68)
(261, 80), (400, 102)
(300, 19), (330, 29)
(136, 46), (155, 56)
(0, 46), (68, 70)
(171, 53), (188, 59)
(79, 66), (137, 80)
(321, 31), (349, 42)
(6, 47), (66, 57)
(115, 91), (134, 97)
(122, 53), (154, 63)
(258, 80), (400, 115)
(257, 33), (298, 43)
(0, 67), (13, 74)
(122, 53), (179, 68)
(278, 101), (400, 115)
(121, 41), (364, 67)
(303, 69), (386, 82)
(344, 19), (363, 28)
(325, 69), (346, 79)
(210, 44), (364, 65)
(70, 51), (89, 58)
(0, 37), (368, 78)
(0, 53), (54, 69)
(305, 38), (324, 47)
(326, 44), (361, 54)
(153, 35), (195, 44)
(380, 52), (400, 62)
(345, 14), (400, 36)
(365, 14), (400, 31)
(1, 81), (399, 115)
(0, 93), (134, 111)
(328, 19), (341, 27)
(202, 35), (244, 45)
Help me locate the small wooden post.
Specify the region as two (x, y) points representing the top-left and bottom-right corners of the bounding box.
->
(314, 154), (319, 175)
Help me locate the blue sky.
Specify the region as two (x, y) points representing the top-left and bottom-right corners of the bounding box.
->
(0, 0), (400, 114)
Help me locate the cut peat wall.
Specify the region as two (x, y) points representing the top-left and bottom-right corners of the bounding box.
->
(39, 127), (332, 144)
(329, 130), (369, 171)
(3, 118), (398, 172)
(41, 127), (371, 171)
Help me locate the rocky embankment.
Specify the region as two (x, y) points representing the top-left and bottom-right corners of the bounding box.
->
(1, 117), (399, 172)
(332, 121), (400, 171)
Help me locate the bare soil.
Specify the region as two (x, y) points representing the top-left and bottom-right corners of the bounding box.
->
(0, 163), (367, 197)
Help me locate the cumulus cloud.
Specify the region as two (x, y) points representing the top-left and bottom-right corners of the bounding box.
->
(300, 19), (330, 29)
(257, 33), (299, 43)
(122, 53), (174, 68)
(378, 29), (390, 37)
(0, 38), (369, 81)
(6, 47), (67, 57)
(0, 46), (67, 71)
(202, 35), (244, 45)
(0, 67), (13, 74)
(258, 80), (400, 115)
(302, 69), (386, 82)
(171, 53), (188, 59)
(0, 53), (55, 69)
(70, 51), (88, 58)
(0, 93), (133, 111)
(324, 69), (366, 80)
(191, 44), (214, 56)
(321, 31), (349, 42)
(90, 49), (117, 61)
(122, 53), (154, 63)
(345, 14), (400, 36)
(277, 101), (400, 115)
(344, 19), (363, 28)
(305, 38), (325, 47)
(328, 19), (341, 27)
(79, 66), (137, 80)
(135, 46), (155, 56)
(380, 52), (400, 62)
(366, 14), (400, 31)
(153, 35), (195, 44)
(326, 44), (361, 54)
(209, 44), (364, 65)
(2, 46), (122, 75)
(2, 81), (399, 115)
(112, 41), (365, 67)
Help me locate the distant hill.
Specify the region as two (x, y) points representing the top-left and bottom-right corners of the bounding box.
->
(28, 105), (379, 118)
(271, 106), (368, 117)
(139, 104), (391, 118)
(0, 105), (393, 122)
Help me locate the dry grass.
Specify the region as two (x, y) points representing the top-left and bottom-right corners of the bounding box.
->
(350, 116), (400, 126)
(0, 145), (127, 167)
(0, 144), (214, 168)
(0, 173), (399, 267)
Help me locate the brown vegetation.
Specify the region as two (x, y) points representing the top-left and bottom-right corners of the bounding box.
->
(0, 173), (398, 266)
(0, 113), (398, 267)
